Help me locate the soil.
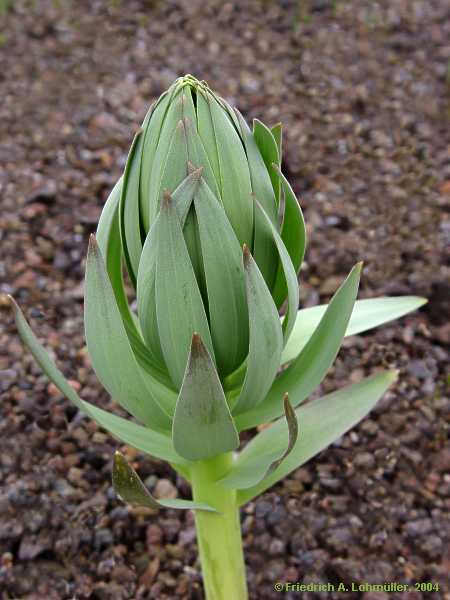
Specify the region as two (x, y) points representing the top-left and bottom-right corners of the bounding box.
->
(0, 1), (449, 599)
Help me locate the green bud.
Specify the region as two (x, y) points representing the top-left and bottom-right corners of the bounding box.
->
(117, 74), (305, 385)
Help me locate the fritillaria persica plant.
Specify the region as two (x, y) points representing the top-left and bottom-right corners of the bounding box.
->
(9, 75), (426, 599)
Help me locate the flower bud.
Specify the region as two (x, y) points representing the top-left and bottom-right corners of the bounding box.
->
(109, 75), (305, 387)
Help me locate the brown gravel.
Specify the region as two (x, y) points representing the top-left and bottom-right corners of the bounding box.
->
(1, 1), (449, 599)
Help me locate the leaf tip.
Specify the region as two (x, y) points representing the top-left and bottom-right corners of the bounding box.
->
(190, 332), (206, 358)
(162, 190), (173, 207)
(416, 296), (428, 307)
(242, 243), (251, 268)
(390, 369), (400, 382)
(187, 161), (203, 178)
(88, 233), (99, 253)
(283, 392), (297, 431)
(5, 294), (17, 313)
(112, 450), (126, 470)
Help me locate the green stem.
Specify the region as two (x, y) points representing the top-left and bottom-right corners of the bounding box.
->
(190, 453), (248, 600)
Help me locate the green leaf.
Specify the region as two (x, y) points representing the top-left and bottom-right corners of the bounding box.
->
(182, 207), (205, 299)
(253, 119), (280, 208)
(173, 167), (204, 223)
(147, 88), (185, 227)
(208, 94), (254, 247)
(7, 297), (183, 464)
(194, 178), (248, 376)
(119, 129), (144, 287)
(181, 88), (220, 197)
(236, 263), (362, 430)
(235, 112), (278, 225)
(235, 109), (279, 290)
(140, 89), (172, 231)
(172, 334), (239, 461)
(97, 176), (173, 389)
(270, 123), (283, 159)
(282, 296), (428, 365)
(97, 176), (136, 338)
(157, 119), (189, 207)
(255, 200), (299, 344)
(137, 170), (203, 372)
(232, 246), (283, 415)
(264, 393), (298, 478)
(270, 122), (282, 205)
(271, 165), (307, 307)
(196, 89), (221, 186)
(174, 164), (207, 300)
(221, 393), (298, 490)
(235, 371), (398, 504)
(113, 452), (217, 512)
(85, 236), (171, 430)
(97, 177), (123, 269)
(155, 193), (214, 389)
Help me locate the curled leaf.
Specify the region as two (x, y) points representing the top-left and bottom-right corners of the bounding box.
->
(236, 370), (398, 504)
(113, 452), (217, 512)
(219, 393), (298, 489)
(264, 393), (298, 478)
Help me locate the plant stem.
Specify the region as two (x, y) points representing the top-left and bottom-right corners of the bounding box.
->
(190, 452), (248, 600)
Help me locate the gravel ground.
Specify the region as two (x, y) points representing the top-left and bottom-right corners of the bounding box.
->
(0, 1), (449, 598)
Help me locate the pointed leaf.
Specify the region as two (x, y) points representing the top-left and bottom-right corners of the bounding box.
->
(232, 246), (283, 415)
(253, 119), (280, 207)
(7, 297), (184, 464)
(120, 129), (144, 286)
(97, 176), (135, 335)
(85, 236), (171, 430)
(155, 194), (214, 388)
(182, 207), (205, 297)
(147, 88), (185, 227)
(172, 334), (239, 461)
(173, 167), (204, 223)
(282, 296), (428, 365)
(113, 452), (217, 512)
(270, 122), (282, 205)
(255, 200), (299, 344)
(270, 123), (283, 160)
(208, 94), (254, 247)
(157, 119), (189, 206)
(194, 178), (248, 376)
(137, 170), (203, 371)
(196, 89), (221, 187)
(272, 165), (307, 307)
(181, 88), (220, 197)
(140, 89), (172, 231)
(97, 177), (123, 270)
(236, 263), (362, 430)
(235, 111), (278, 225)
(236, 371), (398, 504)
(235, 109), (279, 289)
(97, 177), (172, 388)
(173, 163), (206, 305)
